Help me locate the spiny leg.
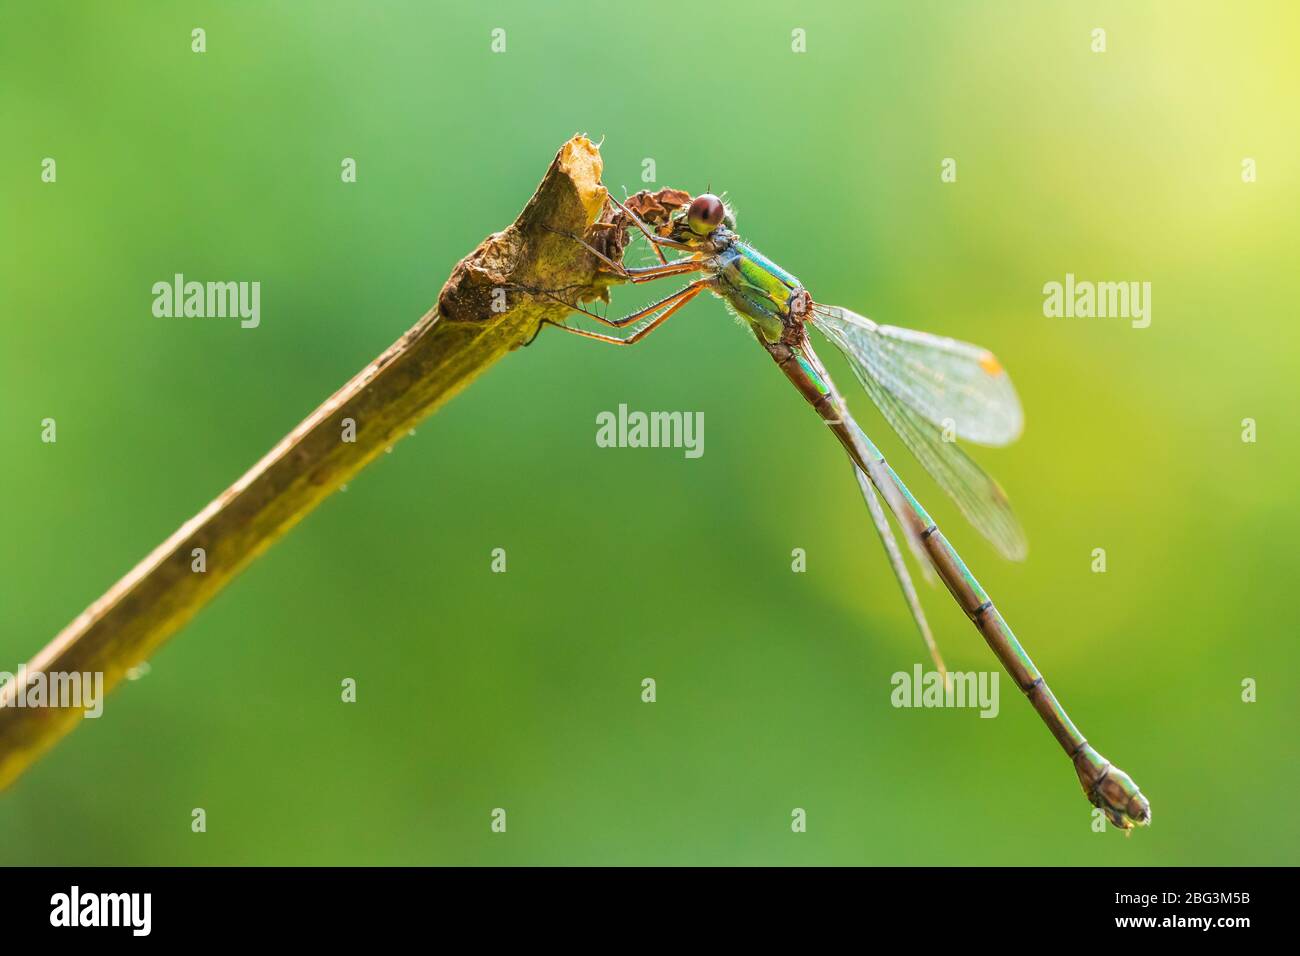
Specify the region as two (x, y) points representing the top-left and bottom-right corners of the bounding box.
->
(532, 278), (704, 330)
(617, 258), (707, 284)
(615, 190), (668, 265)
(606, 192), (700, 254)
(544, 223), (704, 283)
(532, 280), (707, 346)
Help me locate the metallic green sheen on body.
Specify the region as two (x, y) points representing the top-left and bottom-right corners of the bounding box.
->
(735, 241), (802, 292)
(795, 354), (830, 395)
(716, 241), (803, 342)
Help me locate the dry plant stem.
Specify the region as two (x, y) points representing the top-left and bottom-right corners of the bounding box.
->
(0, 135), (631, 790)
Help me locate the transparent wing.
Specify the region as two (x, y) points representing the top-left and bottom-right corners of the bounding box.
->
(852, 461), (946, 677)
(812, 303), (1023, 447)
(873, 374), (1026, 559)
(815, 309), (1028, 560)
(844, 418), (938, 588)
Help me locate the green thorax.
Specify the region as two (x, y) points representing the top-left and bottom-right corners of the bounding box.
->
(714, 239), (804, 341)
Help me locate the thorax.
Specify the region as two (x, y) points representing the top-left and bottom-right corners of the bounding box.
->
(710, 237), (806, 341)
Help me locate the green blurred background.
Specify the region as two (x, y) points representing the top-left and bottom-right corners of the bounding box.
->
(2, 1), (1297, 865)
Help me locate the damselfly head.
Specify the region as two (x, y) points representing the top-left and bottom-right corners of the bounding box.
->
(687, 193), (727, 235)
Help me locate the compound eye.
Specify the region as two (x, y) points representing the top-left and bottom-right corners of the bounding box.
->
(687, 193), (725, 235)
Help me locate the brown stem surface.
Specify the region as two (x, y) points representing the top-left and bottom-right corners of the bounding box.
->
(0, 135), (636, 790)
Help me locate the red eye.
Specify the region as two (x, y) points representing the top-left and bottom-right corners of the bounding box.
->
(687, 193), (725, 234)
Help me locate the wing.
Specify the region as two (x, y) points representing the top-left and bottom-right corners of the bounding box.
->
(814, 307), (1028, 560)
(812, 304), (1023, 447)
(852, 461), (947, 677)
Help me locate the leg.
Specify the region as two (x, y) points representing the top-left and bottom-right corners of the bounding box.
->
(617, 191), (669, 265)
(530, 280), (707, 347)
(620, 259), (706, 284)
(533, 278), (703, 329)
(545, 224), (704, 282)
(606, 192), (700, 254)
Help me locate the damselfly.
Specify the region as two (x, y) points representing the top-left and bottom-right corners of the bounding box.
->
(539, 189), (1150, 830)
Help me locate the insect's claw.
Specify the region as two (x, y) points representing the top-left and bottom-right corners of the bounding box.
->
(607, 190), (645, 226)
(541, 223), (581, 242)
(526, 316), (580, 347)
(542, 223), (630, 278)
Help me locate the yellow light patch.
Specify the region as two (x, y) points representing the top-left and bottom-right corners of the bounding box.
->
(978, 351), (1003, 376)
